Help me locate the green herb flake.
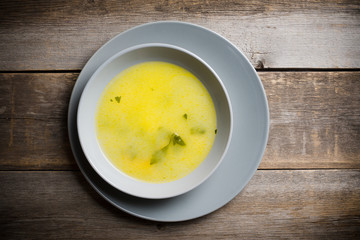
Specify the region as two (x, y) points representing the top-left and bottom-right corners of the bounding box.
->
(150, 149), (165, 165)
(172, 133), (186, 146)
(115, 96), (121, 103)
(110, 99), (113, 102)
(215, 129), (217, 134)
(150, 138), (171, 165)
(150, 132), (185, 165)
(191, 127), (206, 134)
(183, 113), (188, 120)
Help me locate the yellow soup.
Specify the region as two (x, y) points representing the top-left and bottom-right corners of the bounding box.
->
(96, 61), (217, 183)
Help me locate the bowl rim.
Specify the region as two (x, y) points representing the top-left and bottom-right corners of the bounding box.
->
(77, 42), (233, 199)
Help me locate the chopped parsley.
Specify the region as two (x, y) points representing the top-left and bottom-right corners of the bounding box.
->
(172, 133), (186, 146)
(150, 132), (186, 165)
(115, 96), (121, 103)
(191, 127), (206, 134)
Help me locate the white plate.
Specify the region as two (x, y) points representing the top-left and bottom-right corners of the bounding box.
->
(68, 21), (269, 222)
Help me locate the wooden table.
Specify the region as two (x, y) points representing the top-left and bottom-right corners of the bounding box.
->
(1, 1), (359, 239)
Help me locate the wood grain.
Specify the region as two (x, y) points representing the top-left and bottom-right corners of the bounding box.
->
(0, 170), (359, 239)
(0, 73), (76, 119)
(0, 73), (77, 170)
(0, 118), (76, 170)
(260, 71), (360, 169)
(1, 72), (359, 170)
(0, 0), (359, 70)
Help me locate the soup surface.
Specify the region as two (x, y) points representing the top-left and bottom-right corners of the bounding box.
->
(96, 61), (216, 183)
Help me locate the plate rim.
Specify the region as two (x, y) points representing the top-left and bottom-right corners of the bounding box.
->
(68, 20), (269, 222)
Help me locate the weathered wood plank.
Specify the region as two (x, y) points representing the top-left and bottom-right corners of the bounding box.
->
(0, 72), (359, 169)
(260, 71), (360, 169)
(0, 0), (359, 70)
(0, 170), (359, 239)
(0, 73), (77, 170)
(0, 73), (76, 119)
(0, 118), (76, 170)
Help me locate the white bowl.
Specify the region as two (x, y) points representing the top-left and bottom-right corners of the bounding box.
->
(77, 43), (232, 199)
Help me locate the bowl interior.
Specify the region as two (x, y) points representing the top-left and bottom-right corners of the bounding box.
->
(77, 44), (232, 199)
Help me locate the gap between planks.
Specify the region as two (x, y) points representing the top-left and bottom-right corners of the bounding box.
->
(0, 68), (360, 74)
(0, 168), (358, 172)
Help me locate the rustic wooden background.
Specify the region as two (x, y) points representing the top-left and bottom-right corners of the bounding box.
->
(1, 0), (359, 239)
